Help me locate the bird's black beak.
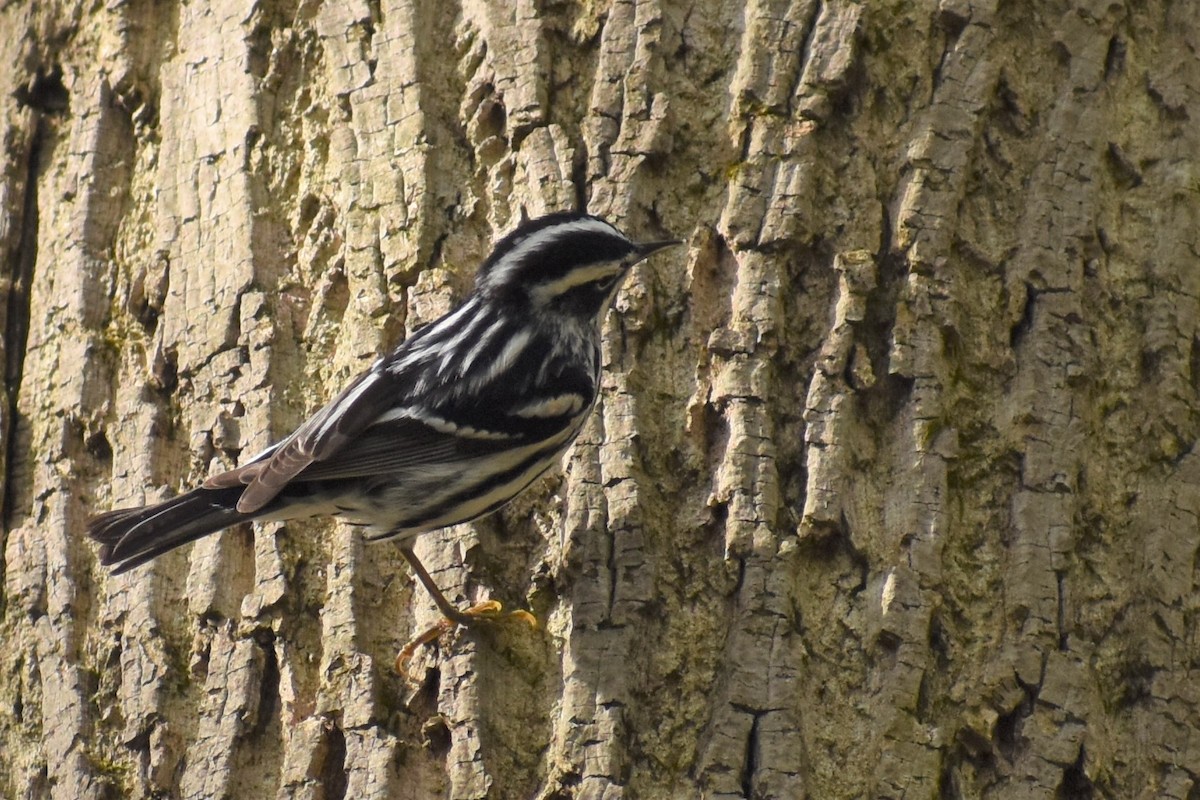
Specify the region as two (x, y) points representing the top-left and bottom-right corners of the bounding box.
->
(634, 239), (684, 261)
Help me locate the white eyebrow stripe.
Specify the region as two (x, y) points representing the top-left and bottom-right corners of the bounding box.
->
(483, 218), (624, 288)
(528, 261), (624, 303)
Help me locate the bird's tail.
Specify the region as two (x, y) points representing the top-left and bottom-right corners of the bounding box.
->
(88, 486), (258, 574)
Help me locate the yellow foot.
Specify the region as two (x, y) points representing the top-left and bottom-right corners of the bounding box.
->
(395, 600), (539, 671)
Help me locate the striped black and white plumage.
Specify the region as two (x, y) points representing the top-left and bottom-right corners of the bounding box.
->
(88, 211), (679, 618)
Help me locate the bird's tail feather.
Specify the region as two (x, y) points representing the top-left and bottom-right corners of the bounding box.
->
(88, 486), (258, 574)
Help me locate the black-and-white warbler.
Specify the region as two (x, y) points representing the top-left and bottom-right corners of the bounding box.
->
(89, 211), (680, 626)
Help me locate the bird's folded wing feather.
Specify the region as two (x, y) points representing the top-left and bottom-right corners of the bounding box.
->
(281, 416), (514, 481)
(202, 368), (572, 512)
(205, 369), (403, 512)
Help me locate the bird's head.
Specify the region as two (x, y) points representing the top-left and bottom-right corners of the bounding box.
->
(476, 212), (680, 322)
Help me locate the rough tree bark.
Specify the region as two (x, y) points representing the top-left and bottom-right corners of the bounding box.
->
(0, 0), (1197, 798)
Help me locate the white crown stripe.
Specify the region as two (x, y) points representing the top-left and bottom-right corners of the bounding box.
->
(483, 217), (625, 289)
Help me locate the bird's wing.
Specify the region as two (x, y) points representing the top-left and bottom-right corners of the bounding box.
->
(204, 371), (584, 513)
(281, 413), (522, 482)
(205, 368), (406, 512)
(203, 311), (594, 514)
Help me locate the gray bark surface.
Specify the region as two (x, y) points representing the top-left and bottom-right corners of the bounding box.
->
(0, 0), (1197, 798)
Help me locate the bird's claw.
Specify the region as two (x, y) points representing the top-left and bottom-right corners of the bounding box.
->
(395, 600), (539, 672)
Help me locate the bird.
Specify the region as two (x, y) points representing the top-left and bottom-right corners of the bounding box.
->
(88, 211), (681, 636)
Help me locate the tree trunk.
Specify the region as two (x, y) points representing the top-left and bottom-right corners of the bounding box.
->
(1, 0), (1197, 798)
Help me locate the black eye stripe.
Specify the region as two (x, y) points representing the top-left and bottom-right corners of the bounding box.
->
(517, 233), (633, 282)
(548, 281), (613, 313)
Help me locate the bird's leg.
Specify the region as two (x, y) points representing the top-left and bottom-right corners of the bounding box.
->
(396, 546), (536, 670)
(400, 546), (491, 625)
